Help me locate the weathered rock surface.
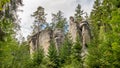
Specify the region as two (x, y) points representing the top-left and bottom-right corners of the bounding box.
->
(28, 28), (64, 56)
(69, 17), (91, 62)
(78, 21), (91, 56)
(29, 29), (52, 56)
(53, 28), (64, 53)
(68, 18), (91, 67)
(38, 30), (53, 55)
(69, 17), (78, 43)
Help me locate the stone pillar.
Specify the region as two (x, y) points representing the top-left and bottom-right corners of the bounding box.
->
(53, 28), (64, 53)
(29, 29), (53, 57)
(29, 35), (37, 58)
(38, 30), (52, 55)
(79, 21), (91, 67)
(69, 16), (78, 43)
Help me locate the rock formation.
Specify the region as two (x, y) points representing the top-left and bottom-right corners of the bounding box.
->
(69, 16), (91, 56)
(69, 16), (78, 43)
(38, 30), (53, 55)
(69, 17), (91, 67)
(53, 28), (64, 53)
(28, 16), (91, 59)
(28, 28), (64, 56)
(29, 29), (52, 56)
(78, 20), (91, 56)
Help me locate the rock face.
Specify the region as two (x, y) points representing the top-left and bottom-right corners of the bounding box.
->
(29, 29), (52, 56)
(78, 21), (91, 56)
(29, 28), (64, 56)
(29, 34), (38, 56)
(69, 17), (78, 43)
(69, 17), (91, 67)
(38, 30), (53, 55)
(69, 17), (91, 57)
(53, 28), (64, 53)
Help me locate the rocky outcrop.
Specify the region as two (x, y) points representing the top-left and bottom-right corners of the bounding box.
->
(29, 29), (52, 56)
(78, 21), (91, 56)
(28, 28), (64, 56)
(69, 17), (78, 43)
(69, 17), (91, 67)
(53, 28), (64, 53)
(29, 17), (91, 59)
(38, 30), (53, 55)
(69, 17), (91, 57)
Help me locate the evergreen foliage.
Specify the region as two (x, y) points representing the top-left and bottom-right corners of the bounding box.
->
(31, 46), (45, 68)
(74, 4), (84, 22)
(31, 6), (47, 34)
(47, 40), (59, 68)
(59, 36), (72, 65)
(51, 11), (67, 30)
(86, 0), (120, 68)
(1, 0), (120, 68)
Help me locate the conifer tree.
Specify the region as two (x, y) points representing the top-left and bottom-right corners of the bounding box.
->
(59, 36), (72, 67)
(47, 39), (59, 68)
(51, 11), (67, 30)
(74, 4), (84, 22)
(32, 46), (44, 67)
(70, 34), (82, 68)
(72, 34), (82, 62)
(0, 0), (23, 67)
(86, 0), (120, 67)
(31, 6), (47, 34)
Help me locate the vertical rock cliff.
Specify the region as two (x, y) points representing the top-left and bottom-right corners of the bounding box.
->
(69, 17), (78, 43)
(38, 30), (53, 55)
(28, 28), (64, 56)
(29, 29), (52, 56)
(53, 28), (65, 53)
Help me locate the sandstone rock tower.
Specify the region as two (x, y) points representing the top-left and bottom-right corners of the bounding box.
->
(29, 29), (52, 56)
(69, 16), (91, 67)
(69, 16), (78, 43)
(28, 28), (64, 56)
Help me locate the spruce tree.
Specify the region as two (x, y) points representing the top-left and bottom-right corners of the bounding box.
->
(86, 0), (120, 67)
(74, 4), (84, 22)
(47, 39), (59, 68)
(51, 11), (67, 30)
(72, 34), (82, 61)
(59, 36), (72, 67)
(32, 46), (44, 67)
(70, 34), (82, 68)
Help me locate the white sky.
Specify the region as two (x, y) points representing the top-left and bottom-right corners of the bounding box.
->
(17, 0), (95, 38)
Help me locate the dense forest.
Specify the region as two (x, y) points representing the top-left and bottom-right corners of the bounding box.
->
(0, 0), (120, 68)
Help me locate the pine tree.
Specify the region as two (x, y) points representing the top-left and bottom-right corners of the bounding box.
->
(74, 4), (84, 22)
(51, 11), (67, 30)
(31, 6), (47, 34)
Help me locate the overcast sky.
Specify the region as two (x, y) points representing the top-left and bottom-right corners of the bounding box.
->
(17, 0), (95, 38)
